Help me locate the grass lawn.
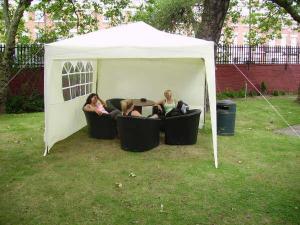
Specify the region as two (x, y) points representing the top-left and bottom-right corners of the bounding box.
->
(0, 96), (299, 225)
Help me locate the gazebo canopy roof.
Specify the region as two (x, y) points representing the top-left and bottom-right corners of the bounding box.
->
(48, 22), (213, 49)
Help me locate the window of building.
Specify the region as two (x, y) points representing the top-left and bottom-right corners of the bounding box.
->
(243, 33), (248, 46)
(35, 10), (44, 22)
(34, 29), (41, 40)
(62, 61), (93, 101)
(23, 11), (29, 22)
(281, 34), (287, 46)
(233, 34), (238, 45)
(69, 29), (77, 37)
(269, 39), (276, 46)
(291, 36), (297, 46)
(103, 15), (110, 23)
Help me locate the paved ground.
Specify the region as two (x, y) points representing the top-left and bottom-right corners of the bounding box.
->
(275, 124), (300, 137)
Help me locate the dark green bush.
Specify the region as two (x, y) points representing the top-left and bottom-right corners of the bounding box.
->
(272, 90), (279, 96)
(260, 81), (267, 94)
(6, 92), (44, 113)
(248, 90), (258, 97)
(279, 91), (286, 95)
(217, 89), (262, 99)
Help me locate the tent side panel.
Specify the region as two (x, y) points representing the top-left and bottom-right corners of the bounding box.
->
(44, 59), (97, 152)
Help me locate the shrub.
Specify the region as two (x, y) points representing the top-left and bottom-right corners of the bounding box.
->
(260, 81), (267, 94)
(279, 91), (286, 96)
(217, 89), (249, 99)
(272, 90), (279, 96)
(6, 92), (44, 113)
(248, 90), (258, 97)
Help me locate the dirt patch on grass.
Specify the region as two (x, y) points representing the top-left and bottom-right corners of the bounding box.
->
(274, 124), (300, 137)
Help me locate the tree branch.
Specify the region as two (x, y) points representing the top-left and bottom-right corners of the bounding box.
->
(271, 0), (300, 23)
(68, 0), (80, 33)
(2, 0), (11, 29)
(5, 0), (33, 55)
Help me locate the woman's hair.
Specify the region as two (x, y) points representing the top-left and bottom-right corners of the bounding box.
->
(164, 90), (172, 97)
(84, 93), (106, 106)
(122, 99), (134, 113)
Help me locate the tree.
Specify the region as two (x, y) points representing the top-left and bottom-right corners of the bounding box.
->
(0, 0), (131, 112)
(271, 0), (300, 23)
(31, 0), (130, 43)
(133, 0), (299, 46)
(0, 0), (33, 113)
(134, 0), (230, 44)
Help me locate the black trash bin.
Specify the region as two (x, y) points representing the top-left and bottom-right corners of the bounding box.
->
(217, 100), (236, 136)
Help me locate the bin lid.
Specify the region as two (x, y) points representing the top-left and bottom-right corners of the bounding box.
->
(217, 99), (236, 106)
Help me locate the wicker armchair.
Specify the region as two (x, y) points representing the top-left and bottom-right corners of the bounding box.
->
(164, 109), (201, 145)
(83, 110), (117, 139)
(117, 116), (160, 151)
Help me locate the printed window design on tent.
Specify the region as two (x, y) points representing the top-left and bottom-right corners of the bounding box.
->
(62, 61), (93, 101)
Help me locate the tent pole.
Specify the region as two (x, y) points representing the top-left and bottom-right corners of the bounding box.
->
(95, 60), (99, 94)
(205, 57), (218, 168)
(43, 146), (48, 156)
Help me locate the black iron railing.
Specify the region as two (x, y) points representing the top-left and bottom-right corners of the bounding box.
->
(0, 44), (299, 66)
(0, 44), (44, 67)
(216, 45), (300, 64)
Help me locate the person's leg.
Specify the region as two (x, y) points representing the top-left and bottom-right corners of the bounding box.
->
(149, 114), (158, 119)
(109, 109), (122, 119)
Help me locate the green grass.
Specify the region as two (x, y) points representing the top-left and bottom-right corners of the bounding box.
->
(0, 96), (299, 225)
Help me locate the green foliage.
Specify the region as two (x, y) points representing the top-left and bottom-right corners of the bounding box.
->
(132, 0), (298, 46)
(0, 3), (32, 44)
(217, 89), (246, 99)
(272, 90), (279, 96)
(5, 92), (44, 113)
(272, 90), (286, 96)
(248, 90), (259, 97)
(132, 0), (199, 34)
(260, 81), (267, 94)
(30, 0), (130, 43)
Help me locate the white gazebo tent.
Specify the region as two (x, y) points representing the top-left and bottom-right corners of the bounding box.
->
(44, 22), (218, 168)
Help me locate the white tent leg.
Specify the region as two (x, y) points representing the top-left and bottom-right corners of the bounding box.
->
(43, 146), (48, 156)
(205, 59), (218, 168)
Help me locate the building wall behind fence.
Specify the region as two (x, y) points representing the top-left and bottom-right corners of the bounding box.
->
(7, 64), (300, 96)
(216, 64), (300, 93)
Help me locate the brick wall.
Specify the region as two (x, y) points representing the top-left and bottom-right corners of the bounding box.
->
(216, 64), (300, 93)
(8, 67), (44, 96)
(8, 64), (300, 96)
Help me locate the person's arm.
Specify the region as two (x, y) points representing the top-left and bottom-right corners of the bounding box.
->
(155, 99), (165, 111)
(83, 104), (93, 112)
(84, 104), (102, 115)
(131, 110), (142, 117)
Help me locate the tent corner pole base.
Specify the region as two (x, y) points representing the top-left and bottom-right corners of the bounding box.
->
(43, 146), (49, 156)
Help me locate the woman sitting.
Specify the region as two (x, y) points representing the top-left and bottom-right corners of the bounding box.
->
(155, 90), (187, 117)
(122, 99), (158, 118)
(156, 89), (176, 115)
(83, 93), (121, 119)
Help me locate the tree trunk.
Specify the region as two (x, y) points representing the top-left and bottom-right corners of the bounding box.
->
(0, 62), (12, 113)
(0, 0), (33, 113)
(194, 0), (230, 44)
(0, 44), (14, 113)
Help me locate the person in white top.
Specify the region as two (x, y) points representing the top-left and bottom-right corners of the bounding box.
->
(156, 90), (177, 116)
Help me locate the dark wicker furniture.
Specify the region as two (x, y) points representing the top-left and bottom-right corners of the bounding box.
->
(164, 109), (201, 145)
(83, 110), (117, 139)
(117, 116), (160, 151)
